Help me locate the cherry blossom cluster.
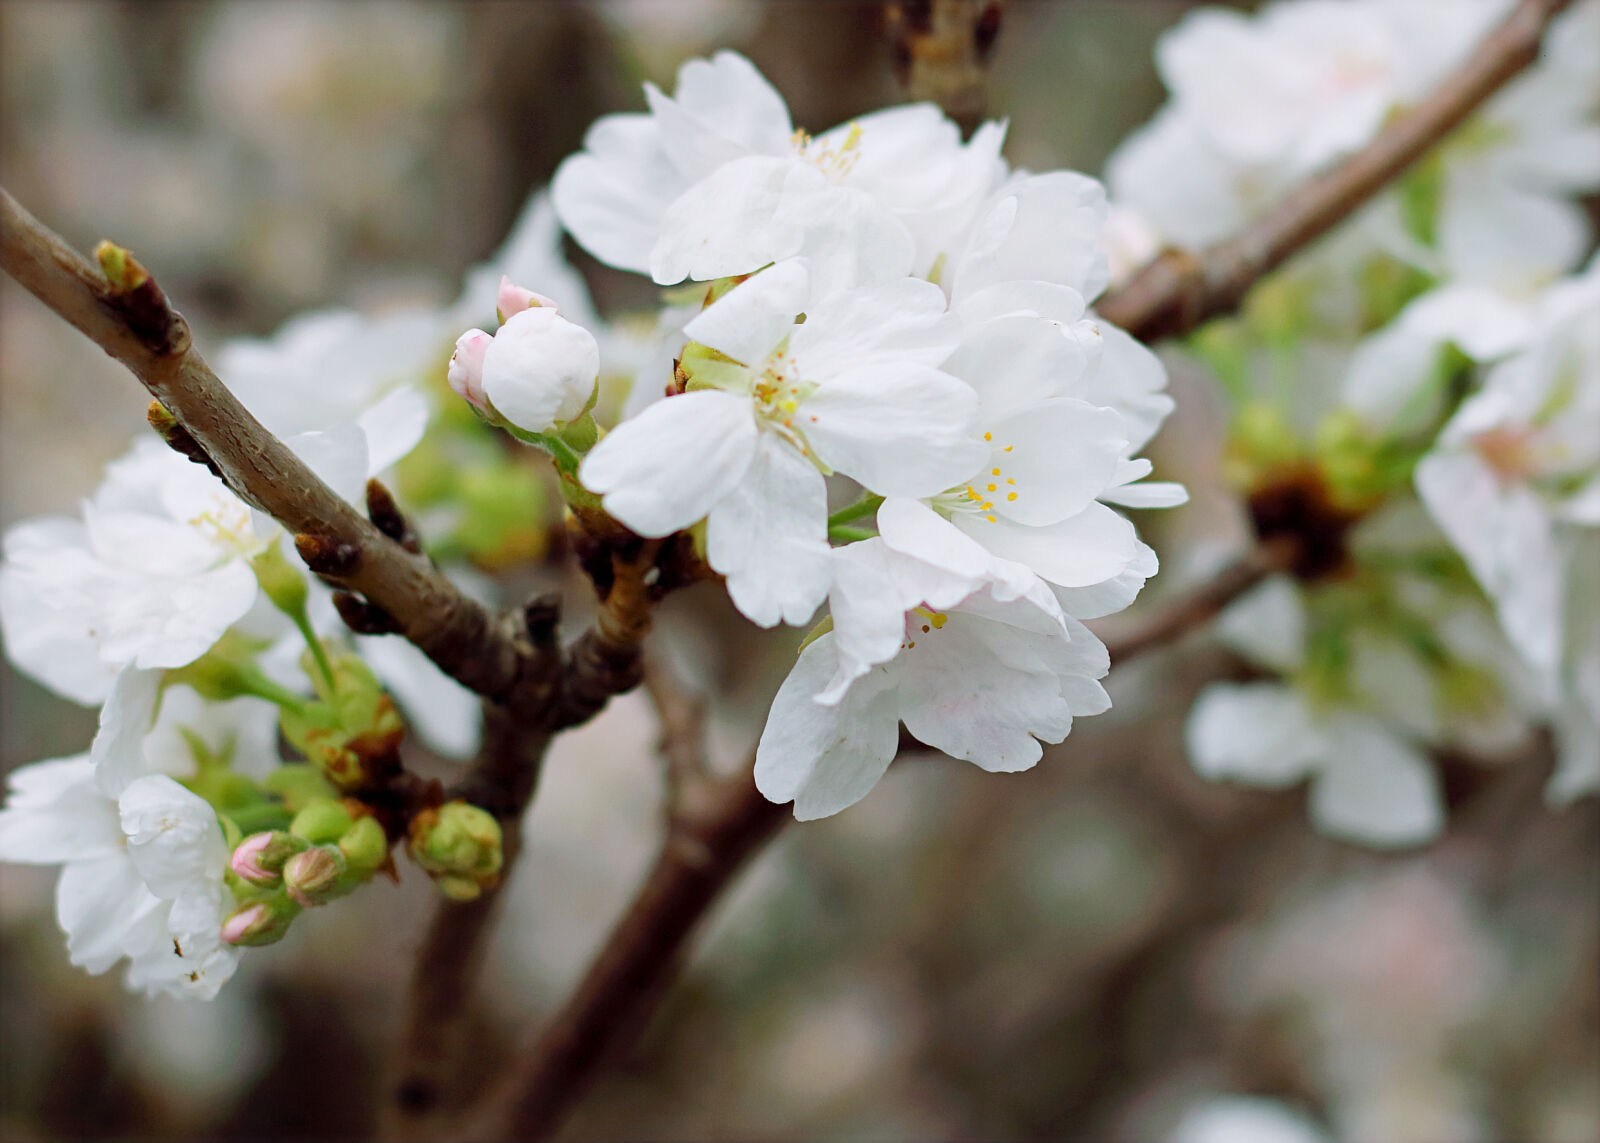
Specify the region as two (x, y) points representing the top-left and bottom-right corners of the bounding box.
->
(1105, 0), (1600, 840)
(0, 196), (599, 996)
(530, 52), (1186, 818)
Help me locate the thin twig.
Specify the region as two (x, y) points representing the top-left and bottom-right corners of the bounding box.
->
(641, 651), (711, 796)
(0, 187), (536, 701)
(1095, 0), (1575, 342)
(1096, 539), (1298, 666)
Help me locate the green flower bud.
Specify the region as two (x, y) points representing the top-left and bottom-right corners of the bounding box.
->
(291, 797), (356, 845)
(279, 653), (405, 790)
(263, 763), (339, 813)
(407, 801), (504, 902)
(338, 815), (389, 879)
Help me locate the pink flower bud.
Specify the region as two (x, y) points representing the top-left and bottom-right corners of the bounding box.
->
(221, 902), (273, 945)
(230, 833), (277, 886)
(448, 329), (493, 413)
(229, 830), (305, 887)
(496, 275), (558, 322)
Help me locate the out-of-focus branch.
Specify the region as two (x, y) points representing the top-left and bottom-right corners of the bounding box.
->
(0, 187), (538, 701)
(1096, 0), (1575, 342)
(641, 652), (711, 795)
(886, 0), (1004, 132)
(461, 764), (787, 1142)
(458, 538), (1294, 1141)
(1096, 538), (1298, 666)
(382, 541), (684, 1137)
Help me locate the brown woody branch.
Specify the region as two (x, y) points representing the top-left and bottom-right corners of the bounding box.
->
(458, 544), (1283, 1141)
(887, 0), (1004, 133)
(0, 187), (537, 701)
(1095, 0), (1575, 342)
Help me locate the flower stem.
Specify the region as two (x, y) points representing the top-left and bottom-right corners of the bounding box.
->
(827, 494), (884, 528)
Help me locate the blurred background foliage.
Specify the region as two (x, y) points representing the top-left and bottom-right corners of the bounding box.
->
(0, 2), (1594, 1141)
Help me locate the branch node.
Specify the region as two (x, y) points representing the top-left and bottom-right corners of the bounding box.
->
(522, 593), (562, 646)
(94, 240), (188, 355)
(146, 399), (222, 478)
(366, 478), (421, 553)
(332, 590), (404, 636)
(294, 532), (363, 577)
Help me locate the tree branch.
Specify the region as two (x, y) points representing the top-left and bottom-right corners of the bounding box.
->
(0, 187), (539, 701)
(886, 0), (1004, 133)
(456, 541), (1289, 1141)
(1090, 538), (1297, 666)
(1095, 0), (1575, 342)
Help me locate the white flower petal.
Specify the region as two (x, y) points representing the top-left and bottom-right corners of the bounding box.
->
(0, 756), (121, 863)
(650, 154), (813, 285)
(119, 774), (228, 900)
(92, 667), (163, 798)
(954, 501), (1140, 589)
(57, 853), (164, 975)
(804, 365), (986, 498)
(985, 398), (1127, 526)
(356, 386), (430, 475)
(581, 390), (759, 537)
(1186, 682), (1323, 787)
(1312, 717), (1445, 847)
(683, 258), (810, 365)
(705, 433), (832, 628)
(553, 114), (686, 275)
(755, 635), (901, 820)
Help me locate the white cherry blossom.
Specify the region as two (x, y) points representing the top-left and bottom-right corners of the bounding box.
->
(0, 758), (238, 999)
(552, 50), (1006, 293)
(875, 282), (1183, 618)
(580, 260), (985, 627)
(1414, 260), (1600, 687)
(1188, 681), (1445, 848)
(755, 539), (1110, 819)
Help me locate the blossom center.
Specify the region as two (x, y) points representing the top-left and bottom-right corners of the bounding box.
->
(793, 123), (863, 183)
(933, 430), (1019, 524)
(901, 606), (949, 650)
(1471, 426), (1537, 482)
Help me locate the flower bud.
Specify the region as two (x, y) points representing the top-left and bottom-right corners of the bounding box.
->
(230, 831), (307, 887)
(496, 275), (558, 322)
(338, 815), (389, 878)
(448, 329), (493, 414)
(221, 898), (298, 947)
(283, 844), (347, 907)
(290, 797), (356, 845)
(480, 308), (599, 435)
(407, 801), (504, 902)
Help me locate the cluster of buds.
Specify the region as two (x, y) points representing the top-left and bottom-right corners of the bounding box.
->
(406, 800), (505, 902)
(447, 275), (599, 438)
(220, 797), (389, 947)
(278, 651), (405, 790)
